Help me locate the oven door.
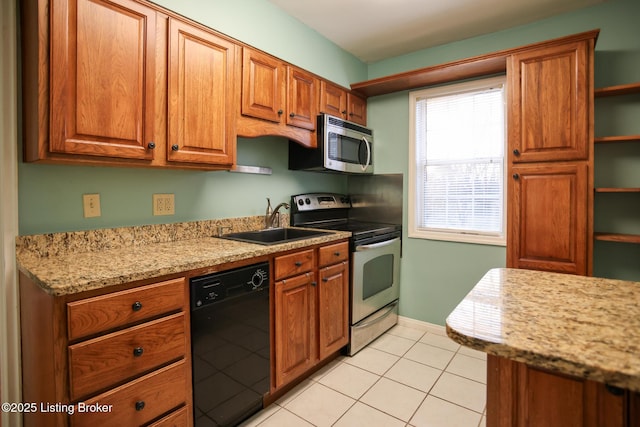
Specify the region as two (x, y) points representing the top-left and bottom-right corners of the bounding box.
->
(351, 236), (401, 324)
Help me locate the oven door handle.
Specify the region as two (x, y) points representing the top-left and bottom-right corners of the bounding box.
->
(355, 237), (400, 251)
(353, 300), (398, 329)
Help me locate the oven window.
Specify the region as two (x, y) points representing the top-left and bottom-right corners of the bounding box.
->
(362, 254), (394, 299)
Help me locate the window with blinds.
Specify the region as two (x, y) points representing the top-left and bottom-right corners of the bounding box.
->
(408, 76), (506, 245)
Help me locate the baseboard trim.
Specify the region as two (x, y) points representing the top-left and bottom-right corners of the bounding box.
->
(397, 316), (447, 336)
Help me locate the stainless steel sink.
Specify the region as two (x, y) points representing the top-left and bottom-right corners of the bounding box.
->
(221, 227), (330, 245)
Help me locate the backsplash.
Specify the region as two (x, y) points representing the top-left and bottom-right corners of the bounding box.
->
(16, 215), (289, 258)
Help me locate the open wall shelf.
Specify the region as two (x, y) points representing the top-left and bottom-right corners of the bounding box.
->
(593, 81), (640, 250)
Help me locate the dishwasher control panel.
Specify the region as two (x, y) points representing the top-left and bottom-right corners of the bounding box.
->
(190, 262), (269, 310)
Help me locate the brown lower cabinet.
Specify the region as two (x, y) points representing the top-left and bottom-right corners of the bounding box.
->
(19, 239), (351, 425)
(273, 242), (349, 390)
(487, 355), (639, 427)
(19, 274), (192, 427)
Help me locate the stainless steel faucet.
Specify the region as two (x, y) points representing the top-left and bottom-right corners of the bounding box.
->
(265, 201), (290, 228)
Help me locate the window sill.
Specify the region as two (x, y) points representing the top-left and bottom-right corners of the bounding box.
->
(408, 229), (506, 247)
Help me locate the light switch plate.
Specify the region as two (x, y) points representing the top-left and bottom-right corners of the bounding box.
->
(153, 194), (175, 216)
(82, 194), (101, 218)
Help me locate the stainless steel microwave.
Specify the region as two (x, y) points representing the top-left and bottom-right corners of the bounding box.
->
(289, 114), (373, 174)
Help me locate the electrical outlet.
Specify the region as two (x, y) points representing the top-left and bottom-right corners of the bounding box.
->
(153, 194), (175, 216)
(83, 194), (101, 218)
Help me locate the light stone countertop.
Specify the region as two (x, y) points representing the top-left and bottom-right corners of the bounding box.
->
(16, 217), (350, 296)
(446, 268), (640, 392)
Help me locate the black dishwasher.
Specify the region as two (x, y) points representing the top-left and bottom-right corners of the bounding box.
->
(190, 262), (270, 427)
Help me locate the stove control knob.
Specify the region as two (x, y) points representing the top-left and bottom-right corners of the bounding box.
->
(298, 199), (304, 206)
(305, 198), (311, 204)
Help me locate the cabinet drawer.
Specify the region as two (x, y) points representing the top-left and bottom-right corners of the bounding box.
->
(68, 313), (186, 400)
(318, 242), (349, 267)
(147, 405), (190, 427)
(274, 249), (314, 280)
(70, 360), (188, 427)
(67, 277), (185, 341)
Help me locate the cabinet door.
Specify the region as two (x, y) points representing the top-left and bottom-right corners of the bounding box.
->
(508, 40), (591, 163)
(347, 92), (367, 125)
(50, 0), (157, 160)
(274, 273), (316, 388)
(287, 66), (319, 131)
(487, 355), (628, 427)
(318, 262), (349, 360)
(320, 81), (347, 119)
(241, 48), (286, 123)
(507, 163), (588, 274)
(167, 18), (238, 166)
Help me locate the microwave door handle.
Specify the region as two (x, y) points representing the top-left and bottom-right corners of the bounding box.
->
(361, 136), (371, 171)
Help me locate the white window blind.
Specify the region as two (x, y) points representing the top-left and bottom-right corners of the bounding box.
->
(409, 77), (506, 245)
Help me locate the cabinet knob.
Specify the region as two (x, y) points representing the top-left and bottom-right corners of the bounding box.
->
(171, 144), (179, 151)
(289, 112), (296, 118)
(132, 301), (142, 311)
(277, 109), (283, 115)
(334, 252), (341, 257)
(294, 261), (302, 267)
(311, 281), (317, 287)
(133, 347), (144, 357)
(512, 173), (520, 180)
(341, 110), (347, 115)
(322, 278), (329, 282)
(605, 384), (625, 396)
(147, 142), (156, 149)
(135, 401), (145, 411)
(513, 148), (520, 156)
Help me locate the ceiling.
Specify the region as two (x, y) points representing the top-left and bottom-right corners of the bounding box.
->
(268, 0), (605, 63)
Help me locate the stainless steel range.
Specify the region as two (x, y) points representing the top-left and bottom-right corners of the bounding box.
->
(290, 192), (402, 355)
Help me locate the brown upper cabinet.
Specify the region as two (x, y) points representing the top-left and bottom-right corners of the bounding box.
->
(319, 81), (367, 126)
(241, 48), (286, 123)
(508, 40), (591, 163)
(23, 0), (367, 166)
(347, 92), (367, 125)
(167, 18), (239, 166)
(24, 0), (240, 169)
(49, 0), (158, 161)
(240, 48), (319, 131)
(287, 66), (319, 131)
(320, 81), (348, 119)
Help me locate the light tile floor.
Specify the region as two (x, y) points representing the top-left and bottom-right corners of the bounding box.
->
(241, 324), (487, 427)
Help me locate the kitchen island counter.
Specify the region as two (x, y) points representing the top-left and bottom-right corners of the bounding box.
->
(16, 217), (350, 296)
(446, 268), (640, 392)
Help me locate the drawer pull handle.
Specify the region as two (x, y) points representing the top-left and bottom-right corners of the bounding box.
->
(135, 401), (145, 411)
(334, 252), (341, 257)
(132, 301), (143, 311)
(605, 384), (625, 396)
(133, 347), (144, 357)
(295, 261), (302, 267)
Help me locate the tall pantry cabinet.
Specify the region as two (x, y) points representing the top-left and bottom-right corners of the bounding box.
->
(507, 31), (598, 276)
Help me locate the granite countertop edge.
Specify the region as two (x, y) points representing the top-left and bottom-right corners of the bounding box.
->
(16, 220), (351, 296)
(445, 267), (640, 393)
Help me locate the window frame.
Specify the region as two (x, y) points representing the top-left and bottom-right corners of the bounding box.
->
(408, 76), (507, 246)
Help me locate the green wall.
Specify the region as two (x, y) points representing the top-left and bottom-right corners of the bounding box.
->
(18, 139), (347, 234)
(367, 0), (640, 324)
